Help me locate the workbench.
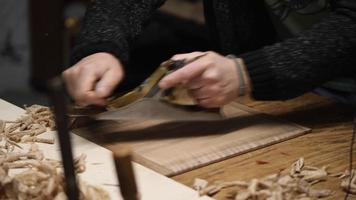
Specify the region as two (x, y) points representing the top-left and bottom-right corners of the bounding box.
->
(2, 92), (354, 199)
(170, 93), (356, 199)
(70, 92), (355, 199)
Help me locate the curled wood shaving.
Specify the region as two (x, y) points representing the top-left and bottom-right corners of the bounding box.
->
(307, 189), (332, 198)
(300, 166), (328, 182)
(3, 159), (40, 169)
(79, 179), (111, 200)
(194, 158), (332, 200)
(74, 154), (87, 174)
(20, 135), (55, 144)
(339, 169), (353, 179)
(193, 178), (209, 194)
(234, 191), (251, 200)
(0, 153), (109, 199)
(0, 105), (55, 152)
(0, 120), (5, 133)
(340, 169), (356, 194)
(199, 183), (224, 196)
(53, 191), (67, 200)
(290, 157), (304, 177)
(0, 104), (110, 199)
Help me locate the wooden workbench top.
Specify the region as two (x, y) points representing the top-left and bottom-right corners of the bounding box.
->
(172, 93), (356, 199)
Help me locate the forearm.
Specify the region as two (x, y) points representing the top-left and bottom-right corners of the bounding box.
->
(241, 0), (356, 100)
(71, 0), (166, 65)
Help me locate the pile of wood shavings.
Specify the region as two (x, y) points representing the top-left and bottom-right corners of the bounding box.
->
(0, 105), (110, 200)
(194, 158), (332, 200)
(0, 145), (109, 199)
(0, 105), (56, 153)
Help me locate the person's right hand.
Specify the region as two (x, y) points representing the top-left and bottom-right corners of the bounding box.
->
(62, 52), (124, 106)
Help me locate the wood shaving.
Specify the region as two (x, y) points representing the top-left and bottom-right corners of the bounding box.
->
(300, 166), (328, 183)
(194, 157), (333, 200)
(0, 149), (109, 199)
(0, 104), (110, 199)
(193, 178), (209, 194)
(0, 105), (55, 152)
(74, 154), (87, 174)
(340, 169), (356, 194)
(290, 157), (304, 177)
(20, 135), (55, 144)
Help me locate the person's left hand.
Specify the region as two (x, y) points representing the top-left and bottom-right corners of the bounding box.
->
(159, 51), (242, 108)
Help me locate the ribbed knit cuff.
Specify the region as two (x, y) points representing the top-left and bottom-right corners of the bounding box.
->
(240, 49), (281, 100)
(70, 41), (129, 66)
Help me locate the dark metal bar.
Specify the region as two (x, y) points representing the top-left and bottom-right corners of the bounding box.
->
(113, 145), (139, 200)
(48, 77), (79, 200)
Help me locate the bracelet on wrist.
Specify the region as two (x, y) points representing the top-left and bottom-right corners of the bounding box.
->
(226, 54), (247, 96)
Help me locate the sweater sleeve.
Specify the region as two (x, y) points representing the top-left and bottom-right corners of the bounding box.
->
(70, 0), (166, 66)
(240, 0), (356, 100)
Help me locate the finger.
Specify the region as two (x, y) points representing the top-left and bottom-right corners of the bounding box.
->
(76, 91), (107, 107)
(62, 67), (80, 97)
(199, 67), (222, 84)
(95, 66), (123, 98)
(77, 65), (101, 94)
(184, 78), (204, 90)
(184, 69), (220, 89)
(197, 96), (227, 108)
(171, 51), (204, 61)
(159, 57), (211, 89)
(189, 85), (221, 100)
(72, 66), (107, 106)
(80, 52), (110, 64)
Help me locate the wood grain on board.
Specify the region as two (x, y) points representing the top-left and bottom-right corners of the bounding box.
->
(173, 93), (356, 200)
(75, 101), (310, 176)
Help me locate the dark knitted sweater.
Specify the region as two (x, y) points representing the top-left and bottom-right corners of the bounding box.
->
(72, 0), (356, 101)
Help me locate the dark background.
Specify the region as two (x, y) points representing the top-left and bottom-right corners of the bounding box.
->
(0, 0), (207, 106)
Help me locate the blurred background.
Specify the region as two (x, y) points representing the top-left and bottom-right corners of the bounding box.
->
(0, 0), (208, 106)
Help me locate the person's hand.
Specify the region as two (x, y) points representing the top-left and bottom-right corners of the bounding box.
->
(62, 52), (124, 106)
(159, 51), (248, 108)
